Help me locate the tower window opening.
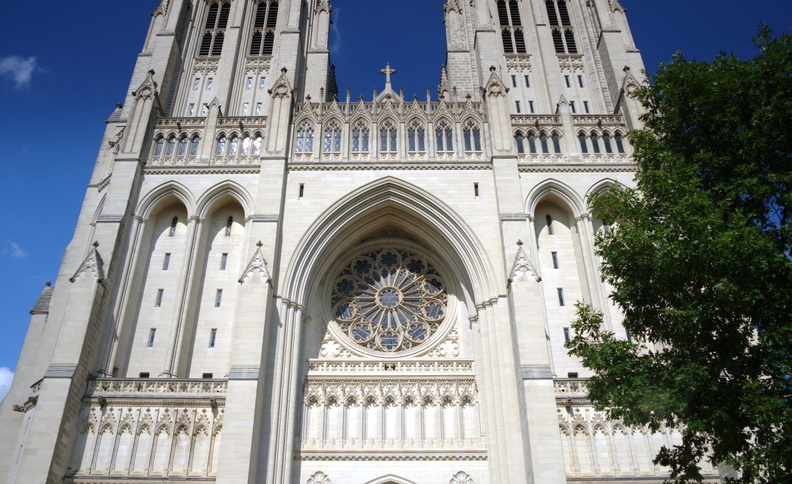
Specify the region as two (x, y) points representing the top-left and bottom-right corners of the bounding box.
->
(552, 251), (559, 268)
(155, 289), (164, 307)
(250, 1), (279, 56)
(558, 288), (566, 306)
(583, 100), (590, 113)
(209, 329), (218, 348)
(163, 253), (171, 271)
(474, 182), (480, 197)
(563, 327), (570, 341)
(529, 100), (535, 113)
(148, 328), (157, 347)
(515, 100), (521, 113)
(199, 2), (230, 57)
(225, 216), (233, 236)
(299, 183), (305, 199)
(169, 217), (178, 237)
(511, 75), (517, 87)
(546, 214), (554, 235)
(215, 289), (223, 308)
(220, 253), (228, 270)
(498, 0), (527, 54)
(569, 100), (576, 113)
(578, 75), (584, 87)
(547, 1), (578, 54)
(524, 75), (530, 87)
(565, 75), (571, 88)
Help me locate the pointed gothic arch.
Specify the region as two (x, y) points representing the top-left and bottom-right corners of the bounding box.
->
(195, 180), (254, 220)
(365, 475), (417, 484)
(525, 178), (585, 218)
(281, 176), (498, 312)
(135, 181), (196, 220)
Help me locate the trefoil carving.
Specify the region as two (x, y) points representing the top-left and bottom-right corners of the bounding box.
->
(307, 471), (332, 484)
(450, 471), (475, 484)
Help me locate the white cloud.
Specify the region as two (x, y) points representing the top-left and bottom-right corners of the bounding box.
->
(3, 241), (28, 259)
(330, 7), (343, 56)
(0, 367), (13, 403)
(0, 56), (38, 89)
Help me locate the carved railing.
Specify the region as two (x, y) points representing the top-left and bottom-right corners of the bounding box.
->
(86, 378), (227, 398)
(554, 378), (589, 398)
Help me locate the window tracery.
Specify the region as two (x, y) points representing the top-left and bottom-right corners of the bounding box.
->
(435, 120), (454, 152)
(463, 121), (482, 152)
(296, 122), (315, 153)
(379, 120), (397, 153)
(323, 121), (342, 153)
(351, 122), (370, 152)
(407, 120), (426, 152)
(331, 247), (447, 353)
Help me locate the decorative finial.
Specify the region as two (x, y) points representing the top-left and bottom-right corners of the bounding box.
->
(93, 241), (100, 248)
(489, 65), (496, 72)
(281, 67), (288, 73)
(45, 281), (52, 287)
(257, 240), (263, 247)
(517, 239), (524, 246)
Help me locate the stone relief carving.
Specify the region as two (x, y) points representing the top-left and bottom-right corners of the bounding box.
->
(239, 241), (272, 284)
(450, 471), (476, 484)
(70, 241), (106, 285)
(307, 471), (332, 484)
(509, 240), (542, 283)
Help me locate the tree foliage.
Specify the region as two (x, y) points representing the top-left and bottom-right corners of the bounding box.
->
(566, 27), (792, 483)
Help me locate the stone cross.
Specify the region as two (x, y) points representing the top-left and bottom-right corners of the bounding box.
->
(380, 63), (396, 87)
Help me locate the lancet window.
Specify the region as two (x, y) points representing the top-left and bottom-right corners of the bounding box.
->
(296, 122), (315, 153)
(435, 120), (454, 152)
(249, 0), (279, 56)
(351, 122), (370, 152)
(379, 120), (397, 153)
(546, 0), (578, 54)
(323, 121), (342, 153)
(463, 121), (482, 152)
(199, 1), (231, 57)
(407, 120), (426, 152)
(497, 0), (527, 54)
(578, 130), (627, 155)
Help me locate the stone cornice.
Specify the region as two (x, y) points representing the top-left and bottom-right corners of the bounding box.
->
(288, 161), (493, 171)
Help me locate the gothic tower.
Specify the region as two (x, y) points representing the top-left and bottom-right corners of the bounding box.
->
(0, 1), (722, 483)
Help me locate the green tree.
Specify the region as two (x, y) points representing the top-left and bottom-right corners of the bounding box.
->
(567, 27), (792, 483)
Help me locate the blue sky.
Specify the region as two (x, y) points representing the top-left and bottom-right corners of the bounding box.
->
(0, 0), (788, 396)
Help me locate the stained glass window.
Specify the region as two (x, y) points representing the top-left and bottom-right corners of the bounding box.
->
(331, 247), (448, 353)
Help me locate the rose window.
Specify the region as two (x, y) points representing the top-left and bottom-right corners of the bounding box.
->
(331, 247), (447, 353)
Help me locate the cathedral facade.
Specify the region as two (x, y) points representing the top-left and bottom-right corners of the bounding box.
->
(0, 1), (722, 483)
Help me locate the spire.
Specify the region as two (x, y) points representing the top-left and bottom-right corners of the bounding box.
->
(438, 64), (450, 99)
